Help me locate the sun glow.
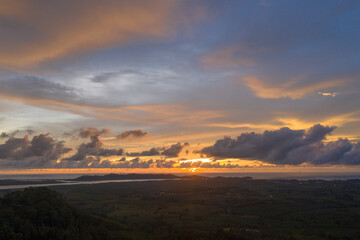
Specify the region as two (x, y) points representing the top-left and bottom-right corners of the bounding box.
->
(181, 158), (211, 163)
(187, 167), (198, 173)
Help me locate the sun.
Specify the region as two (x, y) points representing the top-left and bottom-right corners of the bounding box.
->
(188, 167), (198, 173)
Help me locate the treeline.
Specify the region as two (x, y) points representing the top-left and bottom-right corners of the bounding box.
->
(0, 188), (124, 240)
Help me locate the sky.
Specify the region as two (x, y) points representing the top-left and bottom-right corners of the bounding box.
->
(1, 0), (360, 174)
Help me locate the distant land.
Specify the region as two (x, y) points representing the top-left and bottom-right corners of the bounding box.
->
(0, 174), (208, 189)
(73, 173), (206, 181)
(0, 179), (62, 186)
(3, 172), (360, 190)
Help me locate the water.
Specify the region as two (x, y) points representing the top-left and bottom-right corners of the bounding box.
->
(0, 179), (174, 190)
(1, 172), (360, 190)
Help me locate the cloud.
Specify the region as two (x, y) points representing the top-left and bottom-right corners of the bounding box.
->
(55, 157), (239, 169)
(179, 161), (238, 168)
(0, 134), (71, 161)
(64, 128), (123, 161)
(0, 0), (206, 68)
(79, 127), (111, 138)
(117, 129), (148, 140)
(154, 159), (177, 168)
(0, 129), (35, 139)
(127, 147), (160, 157)
(85, 157), (154, 169)
(161, 142), (189, 157)
(201, 124), (360, 165)
(127, 142), (189, 157)
(61, 157), (177, 169)
(318, 91), (338, 97)
(242, 77), (342, 100)
(0, 132), (9, 138)
(71, 157), (234, 169)
(0, 76), (222, 126)
(0, 76), (80, 103)
(91, 72), (119, 83)
(90, 70), (160, 84)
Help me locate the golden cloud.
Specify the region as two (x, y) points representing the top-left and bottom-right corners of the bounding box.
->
(207, 111), (360, 133)
(242, 77), (343, 99)
(0, 0), (206, 68)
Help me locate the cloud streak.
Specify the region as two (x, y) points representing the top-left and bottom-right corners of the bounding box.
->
(242, 77), (342, 100)
(0, 76), (222, 126)
(0, 0), (206, 68)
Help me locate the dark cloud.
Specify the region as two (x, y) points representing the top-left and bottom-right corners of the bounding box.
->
(0, 129), (35, 139)
(79, 127), (111, 138)
(0, 132), (10, 138)
(91, 72), (119, 83)
(90, 70), (165, 84)
(63, 157), (155, 169)
(201, 124), (360, 165)
(64, 130), (123, 161)
(154, 159), (177, 168)
(305, 124), (336, 143)
(91, 158), (177, 169)
(26, 129), (36, 135)
(126, 143), (189, 157)
(127, 147), (160, 157)
(178, 161), (238, 168)
(55, 157), (238, 169)
(161, 142), (189, 157)
(117, 129), (148, 139)
(0, 76), (79, 102)
(0, 75), (131, 112)
(0, 134), (71, 161)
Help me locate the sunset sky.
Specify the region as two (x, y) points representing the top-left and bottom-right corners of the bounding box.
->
(1, 0), (360, 174)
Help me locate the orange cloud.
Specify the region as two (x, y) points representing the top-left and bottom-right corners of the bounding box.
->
(242, 77), (343, 99)
(0, 0), (206, 68)
(206, 111), (360, 133)
(318, 91), (338, 97)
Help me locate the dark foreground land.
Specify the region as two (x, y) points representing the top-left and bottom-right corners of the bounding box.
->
(1, 177), (360, 240)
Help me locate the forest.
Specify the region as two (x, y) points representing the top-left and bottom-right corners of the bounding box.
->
(1, 177), (360, 239)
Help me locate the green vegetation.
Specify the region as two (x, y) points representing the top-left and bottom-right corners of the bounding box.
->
(2, 177), (360, 239)
(0, 187), (125, 240)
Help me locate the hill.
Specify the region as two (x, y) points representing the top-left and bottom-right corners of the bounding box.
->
(0, 187), (124, 240)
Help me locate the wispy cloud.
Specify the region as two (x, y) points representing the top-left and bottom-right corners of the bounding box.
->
(242, 77), (342, 99)
(0, 76), (222, 126)
(0, 0), (206, 68)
